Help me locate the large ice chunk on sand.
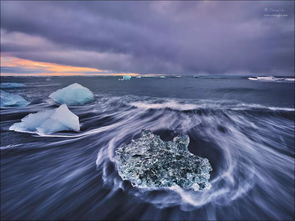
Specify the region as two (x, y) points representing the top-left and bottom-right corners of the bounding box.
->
(49, 83), (94, 105)
(9, 104), (80, 134)
(0, 82), (25, 89)
(115, 130), (212, 191)
(0, 90), (29, 107)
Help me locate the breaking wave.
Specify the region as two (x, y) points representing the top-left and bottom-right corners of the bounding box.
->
(130, 100), (199, 111)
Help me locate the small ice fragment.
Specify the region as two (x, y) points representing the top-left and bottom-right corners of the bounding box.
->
(192, 183), (200, 191)
(49, 83), (94, 105)
(115, 130), (212, 191)
(248, 77), (258, 81)
(9, 104), (80, 134)
(0, 90), (29, 107)
(173, 135), (190, 151)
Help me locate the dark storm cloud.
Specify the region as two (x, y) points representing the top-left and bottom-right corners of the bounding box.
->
(1, 1), (294, 75)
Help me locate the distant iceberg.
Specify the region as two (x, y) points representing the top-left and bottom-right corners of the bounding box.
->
(248, 76), (276, 81)
(119, 75), (132, 80)
(0, 90), (29, 108)
(49, 83), (94, 105)
(115, 130), (212, 191)
(0, 82), (25, 89)
(10, 104), (80, 134)
(248, 76), (295, 82)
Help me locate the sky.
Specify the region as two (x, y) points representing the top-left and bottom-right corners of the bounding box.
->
(1, 0), (294, 76)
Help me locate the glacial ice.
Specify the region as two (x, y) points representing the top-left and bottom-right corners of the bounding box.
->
(9, 104), (80, 134)
(0, 90), (29, 107)
(248, 76), (295, 82)
(119, 75), (132, 80)
(0, 82), (25, 89)
(115, 130), (212, 191)
(49, 83), (94, 105)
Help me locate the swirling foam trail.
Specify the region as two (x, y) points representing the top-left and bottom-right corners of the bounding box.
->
(94, 98), (294, 218)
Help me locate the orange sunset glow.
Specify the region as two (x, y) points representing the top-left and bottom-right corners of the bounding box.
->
(0, 56), (140, 76)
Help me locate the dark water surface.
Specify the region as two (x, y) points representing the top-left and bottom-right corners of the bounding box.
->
(1, 76), (294, 220)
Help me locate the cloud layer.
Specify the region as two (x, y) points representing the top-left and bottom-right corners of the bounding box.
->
(1, 1), (294, 75)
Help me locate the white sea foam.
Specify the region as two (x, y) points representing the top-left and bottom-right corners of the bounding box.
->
(130, 100), (295, 112)
(130, 100), (198, 111)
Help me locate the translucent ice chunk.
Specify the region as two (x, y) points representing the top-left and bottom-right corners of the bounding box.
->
(49, 83), (94, 105)
(9, 104), (80, 134)
(115, 130), (212, 191)
(0, 90), (29, 107)
(119, 75), (131, 80)
(248, 76), (295, 82)
(0, 83), (25, 89)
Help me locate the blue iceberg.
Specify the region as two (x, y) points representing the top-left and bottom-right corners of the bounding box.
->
(119, 75), (132, 80)
(9, 104), (80, 134)
(49, 83), (94, 105)
(0, 90), (29, 108)
(0, 82), (25, 89)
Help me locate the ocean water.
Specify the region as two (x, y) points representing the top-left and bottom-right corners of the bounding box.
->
(0, 76), (294, 220)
